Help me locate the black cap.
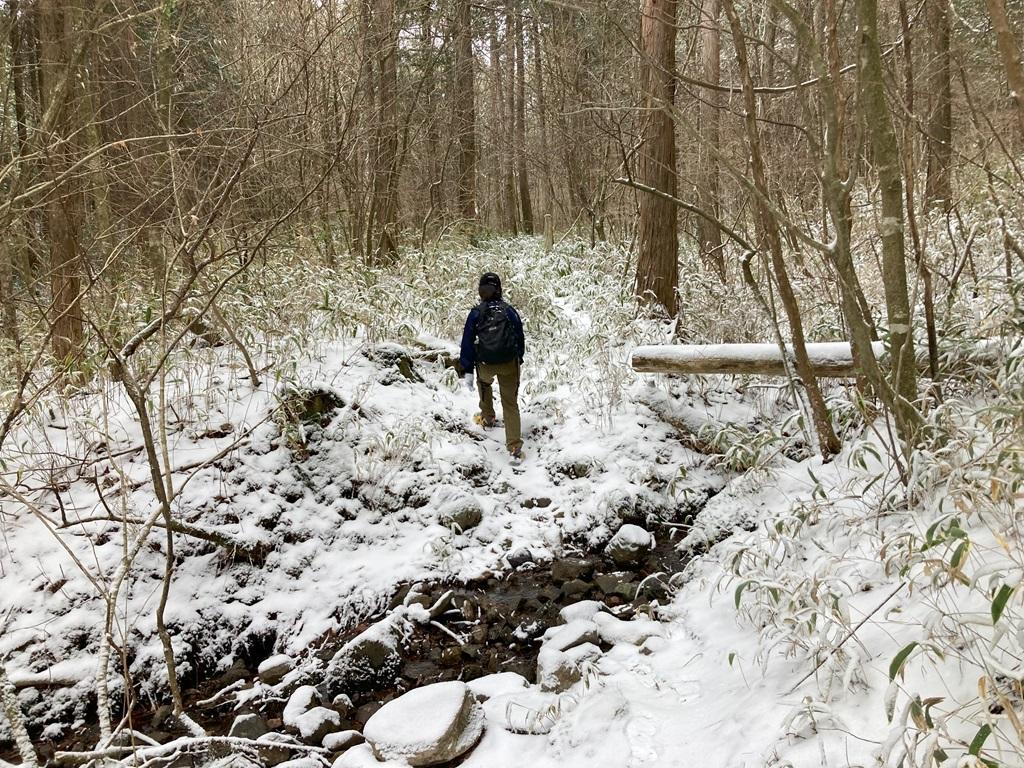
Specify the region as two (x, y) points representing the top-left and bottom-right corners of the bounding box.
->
(479, 272), (502, 291)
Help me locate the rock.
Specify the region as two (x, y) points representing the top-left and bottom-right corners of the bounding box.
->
(530, 587), (554, 605)
(355, 701), (383, 724)
(536, 642), (602, 693)
(278, 386), (347, 426)
(542, 620), (600, 652)
(605, 524), (655, 566)
(323, 730), (364, 752)
(467, 672), (529, 702)
(440, 646), (462, 667)
(363, 343), (423, 382)
(536, 648), (581, 692)
(593, 611), (664, 646)
(331, 694), (355, 718)
(283, 685), (321, 723)
(508, 547), (535, 568)
(434, 486), (484, 531)
(560, 579), (591, 599)
(483, 690), (560, 734)
(636, 575), (671, 602)
(593, 571), (635, 594)
(284, 686), (342, 744)
(329, 632), (402, 692)
(332, 743), (383, 768)
(229, 713), (269, 740)
(550, 557), (595, 584)
(522, 497), (552, 509)
(258, 654), (295, 685)
(256, 732), (302, 767)
(559, 600), (607, 623)
(601, 488), (669, 527)
(364, 681), (484, 766)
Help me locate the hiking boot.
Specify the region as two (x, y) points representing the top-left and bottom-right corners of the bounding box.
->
(474, 413), (496, 428)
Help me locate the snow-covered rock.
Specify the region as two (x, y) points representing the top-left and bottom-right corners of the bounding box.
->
(228, 712), (269, 740)
(558, 600), (607, 623)
(323, 729), (365, 752)
(483, 689), (561, 734)
(542, 619), (600, 652)
(258, 654), (295, 685)
(604, 524), (654, 566)
(536, 642), (601, 693)
(593, 611), (664, 646)
(434, 486), (483, 531)
(283, 685), (341, 744)
(466, 671), (529, 701)
(363, 681), (484, 766)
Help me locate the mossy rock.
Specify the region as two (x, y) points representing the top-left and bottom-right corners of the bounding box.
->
(279, 385), (346, 425)
(363, 343), (424, 383)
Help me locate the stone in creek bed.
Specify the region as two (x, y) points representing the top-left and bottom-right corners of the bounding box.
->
(551, 557), (595, 584)
(560, 579), (592, 600)
(508, 547), (535, 568)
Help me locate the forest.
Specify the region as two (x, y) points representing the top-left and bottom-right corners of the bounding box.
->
(0, 0), (1022, 766)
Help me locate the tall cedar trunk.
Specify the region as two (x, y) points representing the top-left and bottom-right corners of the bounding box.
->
(983, 0), (1024, 138)
(697, 0), (725, 280)
(369, 0), (401, 262)
(924, 0), (952, 209)
(532, 15), (555, 219)
(454, 0), (477, 223)
(857, 0), (921, 446)
(38, 0), (85, 366)
(489, 16), (516, 232)
(722, 0), (841, 457)
(514, 7), (534, 234)
(504, 7), (519, 233)
(635, 0), (679, 315)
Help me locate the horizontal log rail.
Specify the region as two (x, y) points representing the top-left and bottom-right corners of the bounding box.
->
(631, 340), (1004, 377)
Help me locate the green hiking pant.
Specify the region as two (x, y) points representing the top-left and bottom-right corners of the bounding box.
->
(477, 360), (522, 453)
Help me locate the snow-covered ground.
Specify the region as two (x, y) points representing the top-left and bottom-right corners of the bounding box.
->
(1, 238), (1020, 767)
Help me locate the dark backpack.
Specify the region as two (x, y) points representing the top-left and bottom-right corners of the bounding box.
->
(475, 300), (518, 364)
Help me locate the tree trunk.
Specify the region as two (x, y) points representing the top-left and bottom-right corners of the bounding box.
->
(369, 0), (401, 262)
(453, 0), (477, 223)
(983, 0), (1024, 138)
(635, 0), (679, 315)
(38, 0), (85, 367)
(504, 6), (519, 233)
(924, 0), (952, 209)
(722, 0), (841, 458)
(514, 5), (534, 235)
(857, 0), (920, 446)
(697, 0), (725, 280)
(532, 14), (555, 220)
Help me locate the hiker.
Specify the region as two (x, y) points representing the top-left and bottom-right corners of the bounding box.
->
(457, 273), (526, 460)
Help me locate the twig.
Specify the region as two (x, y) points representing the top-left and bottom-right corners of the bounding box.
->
(786, 581), (906, 695)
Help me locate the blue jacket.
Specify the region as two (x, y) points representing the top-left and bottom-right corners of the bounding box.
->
(460, 301), (525, 371)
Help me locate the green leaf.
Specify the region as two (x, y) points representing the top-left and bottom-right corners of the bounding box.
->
(950, 540), (969, 569)
(727, 652), (736, 667)
(968, 724), (992, 757)
(889, 641), (918, 681)
(734, 581), (751, 609)
(992, 584), (1014, 624)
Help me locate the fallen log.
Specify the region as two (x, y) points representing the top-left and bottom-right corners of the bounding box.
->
(631, 339), (1004, 377)
(632, 342), (885, 377)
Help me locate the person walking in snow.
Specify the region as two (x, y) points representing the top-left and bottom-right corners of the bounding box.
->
(457, 273), (526, 461)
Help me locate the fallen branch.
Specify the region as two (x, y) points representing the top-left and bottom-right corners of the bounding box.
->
(54, 735), (326, 766)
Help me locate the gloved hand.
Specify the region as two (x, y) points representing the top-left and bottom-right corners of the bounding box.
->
(464, 373), (475, 392)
